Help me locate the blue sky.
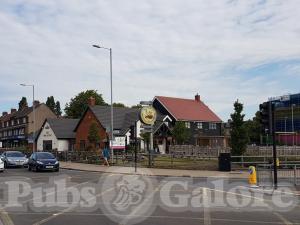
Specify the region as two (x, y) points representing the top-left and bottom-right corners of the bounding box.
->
(0, 0), (299, 121)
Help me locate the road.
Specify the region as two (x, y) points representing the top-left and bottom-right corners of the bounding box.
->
(0, 168), (299, 225)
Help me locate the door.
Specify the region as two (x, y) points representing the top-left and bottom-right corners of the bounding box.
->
(43, 140), (52, 151)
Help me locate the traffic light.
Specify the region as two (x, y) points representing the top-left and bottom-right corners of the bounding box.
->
(259, 102), (272, 134)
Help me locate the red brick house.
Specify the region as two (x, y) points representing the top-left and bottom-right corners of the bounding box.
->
(74, 98), (108, 150)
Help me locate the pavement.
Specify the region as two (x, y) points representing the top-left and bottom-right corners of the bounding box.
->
(0, 167), (299, 225)
(60, 161), (249, 179)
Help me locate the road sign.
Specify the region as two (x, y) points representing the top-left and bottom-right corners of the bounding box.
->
(140, 101), (152, 106)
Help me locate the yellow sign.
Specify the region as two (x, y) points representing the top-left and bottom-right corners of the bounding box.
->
(140, 106), (157, 125)
(248, 166), (257, 186)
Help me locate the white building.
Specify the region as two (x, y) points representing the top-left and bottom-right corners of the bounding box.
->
(36, 118), (79, 151)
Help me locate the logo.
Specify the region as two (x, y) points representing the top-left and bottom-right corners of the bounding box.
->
(140, 106), (157, 125)
(99, 168), (157, 225)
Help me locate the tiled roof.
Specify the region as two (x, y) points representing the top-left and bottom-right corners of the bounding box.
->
(90, 106), (140, 135)
(47, 118), (79, 139)
(154, 96), (222, 122)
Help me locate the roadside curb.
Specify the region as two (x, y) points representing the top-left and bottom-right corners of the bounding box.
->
(60, 166), (248, 179)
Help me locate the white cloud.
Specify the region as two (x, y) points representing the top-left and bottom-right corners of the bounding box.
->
(0, 0), (300, 120)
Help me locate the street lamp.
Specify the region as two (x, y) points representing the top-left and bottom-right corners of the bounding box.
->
(20, 83), (35, 152)
(92, 44), (114, 163)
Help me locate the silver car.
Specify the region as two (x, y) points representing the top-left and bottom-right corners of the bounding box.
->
(0, 158), (4, 172)
(0, 151), (29, 168)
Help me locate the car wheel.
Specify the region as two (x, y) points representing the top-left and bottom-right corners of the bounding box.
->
(28, 165), (31, 171)
(55, 168), (59, 172)
(4, 162), (7, 169)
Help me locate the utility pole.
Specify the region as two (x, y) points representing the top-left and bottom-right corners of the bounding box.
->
(271, 103), (278, 189)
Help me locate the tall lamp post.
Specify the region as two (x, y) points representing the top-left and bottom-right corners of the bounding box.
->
(20, 83), (35, 152)
(92, 44), (114, 163)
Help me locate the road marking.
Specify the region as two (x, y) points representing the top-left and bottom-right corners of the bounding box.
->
(32, 186), (115, 225)
(0, 208), (14, 225)
(120, 181), (163, 225)
(203, 188), (211, 225)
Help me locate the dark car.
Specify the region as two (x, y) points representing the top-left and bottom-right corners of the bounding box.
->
(0, 151), (28, 168)
(28, 152), (59, 172)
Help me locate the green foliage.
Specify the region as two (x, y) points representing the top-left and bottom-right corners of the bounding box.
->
(88, 122), (101, 147)
(230, 100), (248, 155)
(18, 97), (28, 110)
(113, 102), (126, 108)
(64, 90), (107, 118)
(172, 121), (190, 144)
(46, 96), (62, 116)
(244, 111), (262, 145)
(55, 101), (62, 116)
(46, 96), (56, 112)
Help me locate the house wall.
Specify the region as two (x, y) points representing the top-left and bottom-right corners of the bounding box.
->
(58, 140), (69, 151)
(75, 109), (107, 150)
(37, 121), (58, 151)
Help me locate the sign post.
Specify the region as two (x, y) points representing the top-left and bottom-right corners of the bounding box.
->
(140, 103), (157, 168)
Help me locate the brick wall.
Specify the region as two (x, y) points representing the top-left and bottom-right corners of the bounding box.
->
(75, 109), (107, 150)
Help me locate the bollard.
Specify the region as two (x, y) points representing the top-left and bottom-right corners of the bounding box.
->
(248, 166), (258, 187)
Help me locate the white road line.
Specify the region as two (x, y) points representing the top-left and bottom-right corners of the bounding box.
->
(32, 186), (115, 225)
(203, 188), (211, 225)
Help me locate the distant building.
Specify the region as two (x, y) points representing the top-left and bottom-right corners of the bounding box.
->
(263, 93), (300, 145)
(0, 102), (56, 149)
(153, 94), (224, 147)
(36, 118), (79, 151)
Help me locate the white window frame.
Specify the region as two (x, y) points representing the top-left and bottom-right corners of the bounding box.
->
(197, 122), (203, 129)
(209, 123), (217, 130)
(185, 122), (191, 129)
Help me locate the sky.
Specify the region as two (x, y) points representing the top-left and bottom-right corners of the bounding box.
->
(0, 0), (299, 121)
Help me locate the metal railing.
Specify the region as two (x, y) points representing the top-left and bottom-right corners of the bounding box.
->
(257, 164), (300, 186)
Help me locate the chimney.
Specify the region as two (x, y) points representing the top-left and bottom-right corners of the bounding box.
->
(2, 112), (8, 116)
(11, 108), (17, 114)
(33, 100), (40, 107)
(88, 97), (96, 106)
(195, 94), (200, 102)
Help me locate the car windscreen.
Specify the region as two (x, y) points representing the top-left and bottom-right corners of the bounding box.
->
(6, 152), (25, 157)
(36, 152), (55, 159)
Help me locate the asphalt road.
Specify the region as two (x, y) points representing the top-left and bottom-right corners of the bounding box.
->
(0, 168), (299, 225)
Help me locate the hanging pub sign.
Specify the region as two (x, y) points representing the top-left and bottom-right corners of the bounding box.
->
(140, 106), (157, 125)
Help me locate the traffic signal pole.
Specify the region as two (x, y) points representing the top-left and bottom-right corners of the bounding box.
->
(271, 103), (278, 189)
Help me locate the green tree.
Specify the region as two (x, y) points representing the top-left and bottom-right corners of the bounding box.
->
(46, 96), (56, 113)
(172, 121), (190, 144)
(18, 97), (28, 110)
(113, 102), (126, 108)
(244, 111), (262, 145)
(230, 100), (248, 155)
(55, 101), (62, 116)
(65, 90), (107, 118)
(88, 122), (100, 148)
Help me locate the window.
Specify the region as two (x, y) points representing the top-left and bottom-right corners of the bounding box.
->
(11, 120), (14, 126)
(185, 122), (191, 129)
(80, 140), (86, 151)
(23, 117), (26, 124)
(209, 123), (217, 130)
(197, 122), (203, 129)
(19, 128), (24, 135)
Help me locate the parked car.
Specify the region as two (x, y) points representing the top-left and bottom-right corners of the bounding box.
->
(0, 158), (4, 172)
(0, 151), (28, 168)
(28, 152), (59, 172)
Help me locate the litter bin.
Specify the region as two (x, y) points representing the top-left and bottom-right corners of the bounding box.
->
(218, 153), (231, 171)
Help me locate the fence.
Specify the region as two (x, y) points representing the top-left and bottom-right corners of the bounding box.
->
(257, 164), (300, 186)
